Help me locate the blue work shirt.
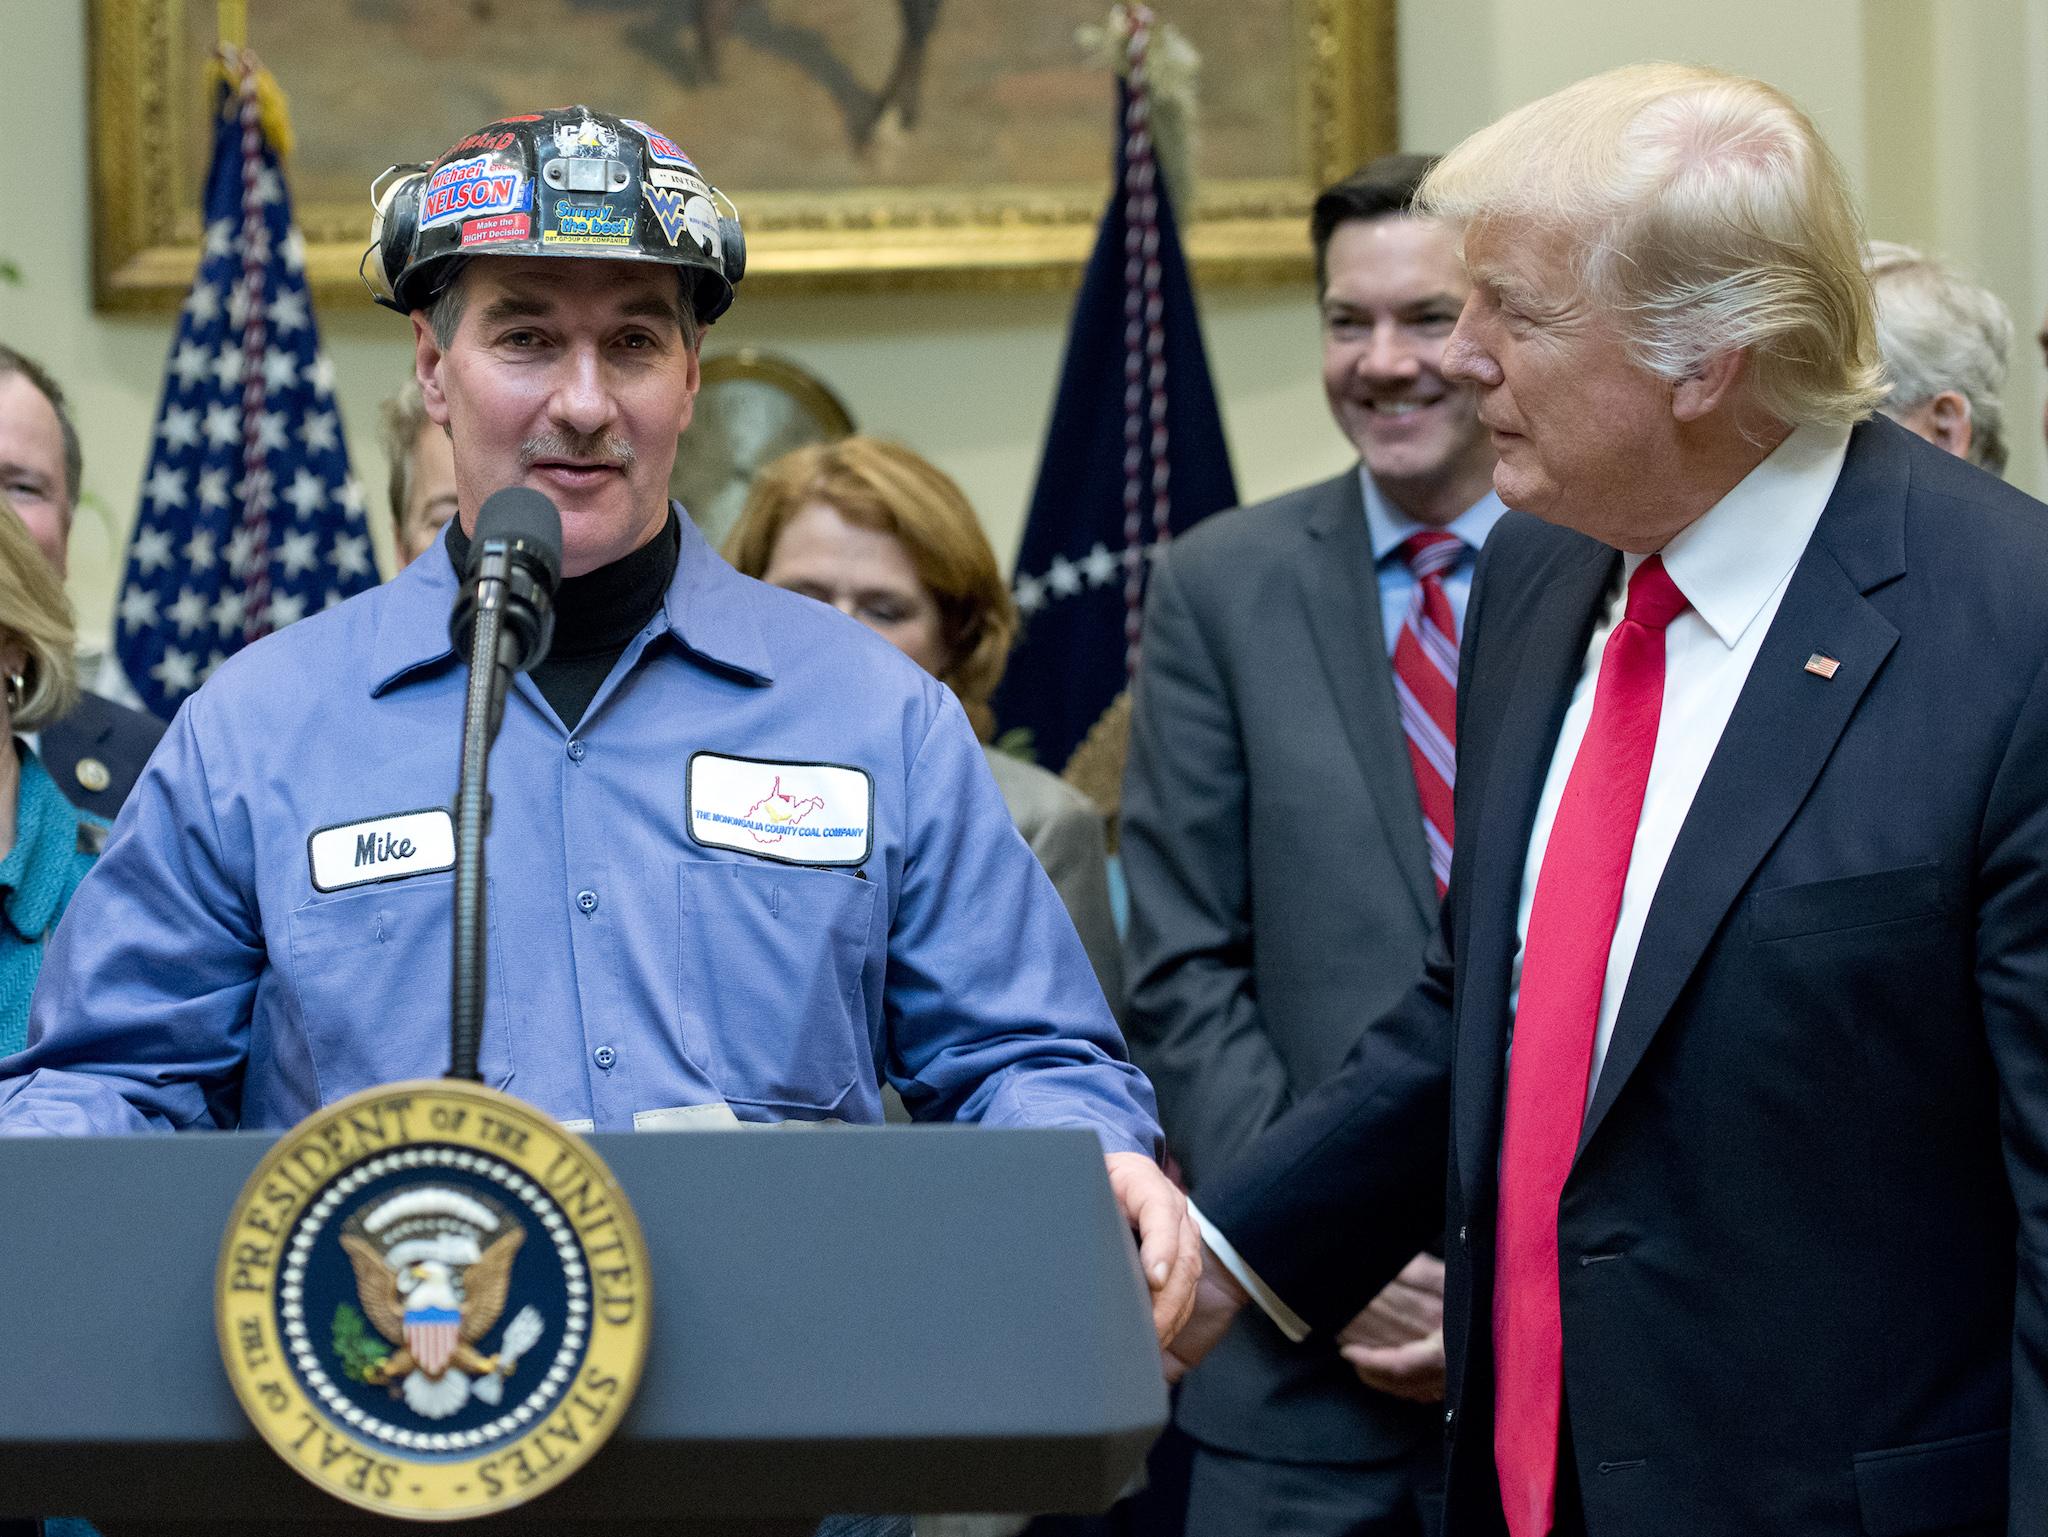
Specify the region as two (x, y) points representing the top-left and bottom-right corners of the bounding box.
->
(1359, 467), (1506, 654)
(0, 512), (1160, 1153)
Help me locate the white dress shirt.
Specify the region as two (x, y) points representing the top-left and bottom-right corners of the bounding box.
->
(1200, 422), (1852, 1338)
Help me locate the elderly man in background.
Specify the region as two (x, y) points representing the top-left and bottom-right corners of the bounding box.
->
(1122, 153), (1500, 1537)
(1169, 63), (2048, 1536)
(0, 347), (164, 816)
(1865, 239), (2013, 473)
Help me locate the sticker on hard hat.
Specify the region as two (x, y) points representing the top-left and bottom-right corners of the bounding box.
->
(646, 166), (711, 198)
(683, 196), (722, 262)
(462, 213), (532, 247)
(446, 130), (518, 158)
(544, 204), (633, 247)
(625, 119), (697, 169)
(420, 155), (530, 229)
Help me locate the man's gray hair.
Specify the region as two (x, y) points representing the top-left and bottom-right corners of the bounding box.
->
(1866, 240), (2014, 476)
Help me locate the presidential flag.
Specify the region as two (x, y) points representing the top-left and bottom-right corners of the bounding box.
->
(115, 52), (375, 719)
(991, 6), (1237, 775)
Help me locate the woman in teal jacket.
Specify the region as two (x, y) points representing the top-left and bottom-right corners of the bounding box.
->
(0, 496), (107, 1056)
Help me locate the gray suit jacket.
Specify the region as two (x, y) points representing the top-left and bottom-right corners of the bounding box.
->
(1122, 469), (1439, 1463)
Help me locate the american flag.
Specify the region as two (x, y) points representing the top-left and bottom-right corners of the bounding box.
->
(115, 52), (376, 720)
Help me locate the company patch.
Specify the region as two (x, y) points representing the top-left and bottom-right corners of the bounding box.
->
(686, 753), (873, 867)
(420, 155), (529, 229)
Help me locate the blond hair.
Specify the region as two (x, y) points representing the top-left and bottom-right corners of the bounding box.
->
(725, 437), (1015, 738)
(1418, 63), (1885, 428)
(0, 494), (78, 730)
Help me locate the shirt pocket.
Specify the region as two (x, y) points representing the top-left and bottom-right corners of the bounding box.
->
(285, 874), (513, 1101)
(677, 861), (878, 1117)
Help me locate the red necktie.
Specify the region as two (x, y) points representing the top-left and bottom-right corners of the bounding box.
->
(1493, 555), (1688, 1537)
(1392, 531), (1463, 895)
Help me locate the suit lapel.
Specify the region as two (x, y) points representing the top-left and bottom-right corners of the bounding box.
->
(1454, 531), (1619, 1200)
(1576, 422), (1908, 1153)
(1298, 472), (1436, 924)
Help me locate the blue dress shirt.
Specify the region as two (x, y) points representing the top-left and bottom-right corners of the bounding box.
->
(1359, 468), (1507, 654)
(0, 512), (1160, 1153)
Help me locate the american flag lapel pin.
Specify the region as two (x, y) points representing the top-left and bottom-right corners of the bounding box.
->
(1804, 652), (1841, 680)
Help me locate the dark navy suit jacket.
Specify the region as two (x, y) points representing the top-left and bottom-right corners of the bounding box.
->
(38, 691), (165, 819)
(1201, 419), (2047, 1536)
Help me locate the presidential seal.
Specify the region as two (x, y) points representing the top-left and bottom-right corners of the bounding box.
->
(216, 1081), (651, 1520)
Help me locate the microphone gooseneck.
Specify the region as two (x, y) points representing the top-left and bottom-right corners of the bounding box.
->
(449, 488), (563, 1083)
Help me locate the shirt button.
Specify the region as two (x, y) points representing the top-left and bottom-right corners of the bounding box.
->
(593, 1045), (616, 1070)
(567, 739), (587, 763)
(1444, 1407), (1456, 1429)
(576, 889), (598, 914)
(1458, 1225), (1469, 1245)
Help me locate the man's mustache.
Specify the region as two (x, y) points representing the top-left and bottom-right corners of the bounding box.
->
(520, 431), (636, 469)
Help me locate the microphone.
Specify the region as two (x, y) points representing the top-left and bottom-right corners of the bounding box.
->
(447, 487), (562, 1083)
(451, 486), (562, 678)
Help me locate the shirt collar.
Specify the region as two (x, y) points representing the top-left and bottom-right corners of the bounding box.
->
(1358, 466), (1507, 563)
(369, 502), (776, 695)
(1627, 423), (1852, 649)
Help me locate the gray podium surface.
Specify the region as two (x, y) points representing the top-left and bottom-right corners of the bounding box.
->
(0, 1125), (1165, 1532)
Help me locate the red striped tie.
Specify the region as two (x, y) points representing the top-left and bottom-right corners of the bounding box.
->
(1391, 531), (1463, 895)
(1493, 555), (1689, 1537)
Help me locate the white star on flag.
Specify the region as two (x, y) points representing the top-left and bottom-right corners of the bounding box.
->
(283, 229), (307, 272)
(168, 588), (209, 634)
(282, 469), (326, 519)
(1080, 542), (1119, 587)
(254, 411), (289, 454)
(252, 166), (283, 205)
(185, 279), (221, 323)
(184, 529), (217, 570)
(150, 648), (199, 694)
(173, 341), (212, 390)
(226, 280), (251, 329)
(276, 529), (319, 577)
(299, 411), (338, 453)
(203, 219), (234, 258)
(158, 407), (201, 453)
(261, 350), (299, 393)
(266, 290), (308, 332)
(329, 533), (372, 580)
(130, 526), (175, 574)
(196, 467), (230, 508)
(202, 403), (240, 448)
(210, 346), (244, 391)
(1015, 574), (1047, 616)
(264, 592), (307, 629)
(118, 587), (160, 629)
(146, 465), (189, 512)
(304, 354), (337, 396)
(224, 526), (260, 578)
(211, 588), (249, 635)
(335, 478), (366, 517)
(1046, 555), (1082, 597)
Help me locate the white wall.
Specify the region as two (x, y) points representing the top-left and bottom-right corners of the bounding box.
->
(5, 0), (2046, 652)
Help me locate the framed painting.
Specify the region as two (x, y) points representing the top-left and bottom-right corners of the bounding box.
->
(89, 0), (1396, 311)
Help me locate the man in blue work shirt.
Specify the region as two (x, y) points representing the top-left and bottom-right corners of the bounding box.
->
(0, 107), (1197, 1340)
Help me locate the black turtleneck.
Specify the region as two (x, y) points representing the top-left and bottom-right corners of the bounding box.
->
(444, 509), (681, 729)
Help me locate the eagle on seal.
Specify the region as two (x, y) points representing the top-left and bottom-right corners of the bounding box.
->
(338, 1185), (538, 1419)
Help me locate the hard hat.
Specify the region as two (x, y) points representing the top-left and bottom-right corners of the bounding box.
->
(362, 106), (745, 323)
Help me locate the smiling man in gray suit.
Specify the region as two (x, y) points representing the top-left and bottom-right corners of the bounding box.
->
(1120, 156), (1500, 1537)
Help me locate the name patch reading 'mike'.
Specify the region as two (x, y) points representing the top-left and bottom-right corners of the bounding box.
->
(687, 753), (873, 866)
(309, 810), (457, 892)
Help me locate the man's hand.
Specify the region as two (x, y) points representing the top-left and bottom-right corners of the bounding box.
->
(1105, 1151), (1201, 1344)
(1162, 1251), (1248, 1383)
(1335, 1251), (1445, 1402)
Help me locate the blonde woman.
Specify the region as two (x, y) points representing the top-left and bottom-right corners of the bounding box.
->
(0, 494), (108, 1054)
(726, 437), (1125, 1015)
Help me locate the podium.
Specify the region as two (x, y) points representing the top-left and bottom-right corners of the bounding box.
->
(0, 1124), (1166, 1534)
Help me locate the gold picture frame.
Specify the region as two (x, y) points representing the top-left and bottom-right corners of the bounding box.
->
(88, 0), (1396, 312)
